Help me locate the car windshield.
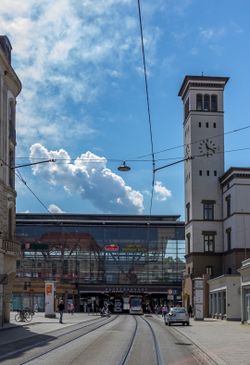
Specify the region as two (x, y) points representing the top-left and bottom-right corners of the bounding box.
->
(170, 307), (186, 313)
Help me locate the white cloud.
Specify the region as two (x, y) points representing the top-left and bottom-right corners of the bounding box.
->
(199, 27), (225, 40)
(0, 0), (145, 149)
(29, 143), (144, 213)
(48, 204), (65, 214)
(154, 181), (172, 201)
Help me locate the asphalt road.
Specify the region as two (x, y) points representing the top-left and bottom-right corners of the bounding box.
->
(0, 314), (210, 365)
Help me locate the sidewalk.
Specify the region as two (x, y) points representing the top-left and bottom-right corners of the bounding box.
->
(169, 317), (250, 365)
(0, 311), (100, 340)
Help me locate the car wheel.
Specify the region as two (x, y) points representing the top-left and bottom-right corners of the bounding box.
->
(182, 322), (185, 326)
(168, 322), (171, 326)
(165, 322), (168, 326)
(186, 322), (190, 326)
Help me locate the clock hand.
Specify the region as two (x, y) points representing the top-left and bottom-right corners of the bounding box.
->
(205, 142), (215, 152)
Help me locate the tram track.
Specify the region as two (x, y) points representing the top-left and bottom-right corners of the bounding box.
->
(118, 315), (138, 365)
(118, 315), (163, 365)
(0, 315), (119, 365)
(2, 314), (207, 365)
(139, 316), (163, 365)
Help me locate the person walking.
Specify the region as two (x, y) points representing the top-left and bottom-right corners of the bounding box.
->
(58, 299), (65, 323)
(188, 304), (193, 318)
(161, 303), (168, 318)
(70, 302), (74, 315)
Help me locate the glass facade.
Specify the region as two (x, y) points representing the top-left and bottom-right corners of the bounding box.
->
(15, 214), (185, 287)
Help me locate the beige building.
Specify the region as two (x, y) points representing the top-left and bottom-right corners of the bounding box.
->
(179, 75), (250, 320)
(0, 35), (21, 326)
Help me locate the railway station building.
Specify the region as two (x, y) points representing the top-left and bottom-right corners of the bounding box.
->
(13, 213), (185, 312)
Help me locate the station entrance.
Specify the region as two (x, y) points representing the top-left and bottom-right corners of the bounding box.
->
(79, 285), (182, 314)
(14, 213), (185, 312)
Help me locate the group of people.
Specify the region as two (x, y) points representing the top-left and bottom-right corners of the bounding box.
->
(57, 299), (75, 324)
(160, 303), (193, 318)
(56, 299), (193, 323)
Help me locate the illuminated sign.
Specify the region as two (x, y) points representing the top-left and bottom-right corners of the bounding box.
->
(104, 244), (120, 252)
(122, 244), (146, 253)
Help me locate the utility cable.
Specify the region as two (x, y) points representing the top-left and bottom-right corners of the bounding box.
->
(136, 124), (250, 159)
(15, 170), (52, 214)
(137, 0), (156, 216)
(0, 157), (58, 215)
(15, 124), (250, 165)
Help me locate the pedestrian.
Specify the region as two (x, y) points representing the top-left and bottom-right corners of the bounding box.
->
(70, 302), (74, 315)
(188, 304), (193, 318)
(58, 299), (65, 323)
(161, 303), (168, 317)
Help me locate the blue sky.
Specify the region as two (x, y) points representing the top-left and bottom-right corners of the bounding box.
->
(2, 0), (250, 218)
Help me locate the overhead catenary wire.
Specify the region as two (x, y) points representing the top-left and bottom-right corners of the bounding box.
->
(0, 156), (54, 214)
(136, 124), (250, 159)
(15, 170), (52, 214)
(15, 124), (250, 165)
(137, 0), (155, 216)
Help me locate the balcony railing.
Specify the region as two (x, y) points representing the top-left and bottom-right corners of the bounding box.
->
(1, 239), (21, 255)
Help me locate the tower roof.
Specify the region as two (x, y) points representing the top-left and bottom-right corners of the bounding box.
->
(178, 75), (229, 99)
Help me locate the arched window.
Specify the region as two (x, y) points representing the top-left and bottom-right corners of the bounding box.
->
(204, 94), (210, 111)
(196, 94), (202, 111)
(211, 94), (218, 112)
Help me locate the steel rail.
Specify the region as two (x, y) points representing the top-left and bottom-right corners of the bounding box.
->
(1, 315), (118, 364)
(140, 316), (163, 365)
(118, 315), (138, 365)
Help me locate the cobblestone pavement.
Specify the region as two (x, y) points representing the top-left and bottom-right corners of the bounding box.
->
(2, 313), (250, 365)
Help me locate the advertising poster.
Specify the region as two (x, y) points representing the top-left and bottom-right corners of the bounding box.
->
(45, 281), (56, 318)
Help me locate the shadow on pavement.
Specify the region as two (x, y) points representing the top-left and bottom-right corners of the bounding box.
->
(0, 324), (57, 363)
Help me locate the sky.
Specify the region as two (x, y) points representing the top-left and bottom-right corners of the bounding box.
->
(1, 0), (250, 219)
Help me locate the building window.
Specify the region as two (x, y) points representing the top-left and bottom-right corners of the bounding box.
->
(199, 170), (202, 176)
(9, 100), (16, 144)
(211, 94), (218, 112)
(202, 200), (215, 220)
(186, 233), (191, 254)
(186, 203), (190, 223)
(207, 170), (210, 176)
(225, 195), (231, 217)
(8, 208), (13, 240)
(213, 122), (216, 128)
(206, 122), (209, 128)
(184, 98), (189, 120)
(204, 94), (210, 111)
(9, 149), (15, 188)
(206, 266), (213, 276)
(199, 122), (201, 127)
(226, 228), (231, 251)
(214, 170), (217, 176)
(203, 233), (215, 252)
(196, 94), (203, 111)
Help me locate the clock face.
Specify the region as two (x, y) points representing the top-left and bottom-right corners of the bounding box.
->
(198, 139), (217, 155)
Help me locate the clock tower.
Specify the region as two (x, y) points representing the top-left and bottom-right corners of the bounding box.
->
(178, 76), (229, 309)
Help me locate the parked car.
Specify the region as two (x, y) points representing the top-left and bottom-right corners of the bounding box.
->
(164, 307), (190, 326)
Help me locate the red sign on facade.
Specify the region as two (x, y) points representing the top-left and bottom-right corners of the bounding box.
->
(104, 244), (120, 252)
